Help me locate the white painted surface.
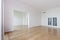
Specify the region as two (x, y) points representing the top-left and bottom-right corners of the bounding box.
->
(41, 8), (60, 28)
(0, 0), (1, 40)
(4, 0), (30, 32)
(29, 10), (41, 27)
(18, 0), (60, 11)
(13, 12), (28, 26)
(13, 16), (23, 26)
(4, 0), (60, 31)
(4, 0), (41, 32)
(23, 14), (28, 25)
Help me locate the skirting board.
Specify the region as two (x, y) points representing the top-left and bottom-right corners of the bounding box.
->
(29, 25), (60, 29)
(40, 25), (60, 29)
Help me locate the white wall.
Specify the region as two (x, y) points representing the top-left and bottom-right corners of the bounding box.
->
(4, 0), (41, 32)
(4, 0), (29, 32)
(41, 8), (60, 28)
(23, 14), (28, 25)
(13, 16), (23, 26)
(0, 0), (1, 40)
(13, 12), (28, 26)
(29, 10), (41, 28)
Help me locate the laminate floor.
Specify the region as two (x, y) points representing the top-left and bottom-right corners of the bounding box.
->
(4, 26), (60, 40)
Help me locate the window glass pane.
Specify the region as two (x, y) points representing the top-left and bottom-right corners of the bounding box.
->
(53, 17), (57, 26)
(48, 18), (52, 25)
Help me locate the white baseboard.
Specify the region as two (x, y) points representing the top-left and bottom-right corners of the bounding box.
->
(40, 25), (60, 29)
(28, 25), (60, 29)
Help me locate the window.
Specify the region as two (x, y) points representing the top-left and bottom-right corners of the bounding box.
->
(48, 18), (52, 25)
(48, 17), (57, 26)
(53, 17), (57, 26)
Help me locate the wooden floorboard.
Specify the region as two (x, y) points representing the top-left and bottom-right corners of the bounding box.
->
(4, 26), (60, 40)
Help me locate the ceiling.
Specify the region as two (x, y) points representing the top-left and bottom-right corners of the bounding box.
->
(17, 0), (60, 11)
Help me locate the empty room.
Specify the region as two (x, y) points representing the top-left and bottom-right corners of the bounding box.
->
(2, 0), (60, 40)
